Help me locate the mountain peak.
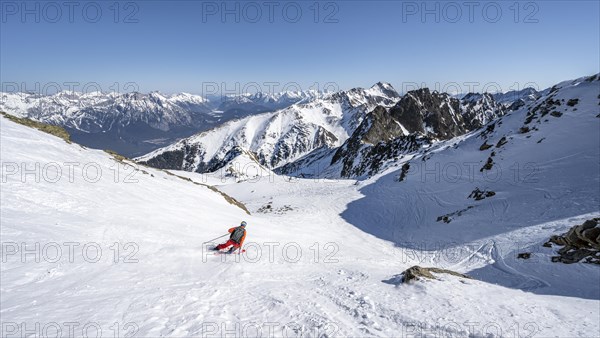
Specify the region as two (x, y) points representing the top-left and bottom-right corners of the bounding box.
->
(365, 82), (400, 100)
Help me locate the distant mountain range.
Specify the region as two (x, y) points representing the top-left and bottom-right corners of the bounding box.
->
(137, 82), (552, 179)
(0, 90), (321, 157)
(0, 84), (544, 162)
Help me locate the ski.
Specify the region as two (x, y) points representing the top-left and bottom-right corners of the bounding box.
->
(214, 249), (245, 255)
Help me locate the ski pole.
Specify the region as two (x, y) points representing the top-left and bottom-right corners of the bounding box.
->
(202, 234), (228, 244)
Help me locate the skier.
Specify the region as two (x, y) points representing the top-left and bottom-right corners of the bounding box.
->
(215, 221), (247, 252)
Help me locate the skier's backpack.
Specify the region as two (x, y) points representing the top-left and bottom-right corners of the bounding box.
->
(230, 226), (245, 243)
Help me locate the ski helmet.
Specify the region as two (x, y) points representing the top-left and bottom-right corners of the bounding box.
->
(240, 221), (247, 227)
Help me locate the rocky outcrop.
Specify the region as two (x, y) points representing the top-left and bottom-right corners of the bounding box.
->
(460, 92), (507, 130)
(467, 188), (496, 200)
(390, 88), (466, 140)
(546, 218), (600, 264)
(384, 266), (472, 284)
(331, 105), (430, 177)
(329, 88), (507, 178)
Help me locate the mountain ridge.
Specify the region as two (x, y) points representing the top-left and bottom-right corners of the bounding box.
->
(140, 80), (521, 178)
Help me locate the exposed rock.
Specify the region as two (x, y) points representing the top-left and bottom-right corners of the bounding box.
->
(390, 88), (466, 140)
(332, 105), (428, 177)
(257, 202), (294, 214)
(495, 136), (507, 148)
(519, 126), (530, 134)
(460, 92), (507, 129)
(547, 218), (600, 264)
(517, 253), (531, 259)
(479, 141), (493, 151)
(480, 157), (494, 172)
(479, 122), (496, 139)
(330, 88), (507, 178)
(436, 206), (474, 223)
(524, 94), (563, 125)
(468, 188), (496, 201)
(398, 162), (411, 182)
(399, 266), (472, 283)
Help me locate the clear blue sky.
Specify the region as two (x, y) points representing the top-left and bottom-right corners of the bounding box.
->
(1, 1), (599, 95)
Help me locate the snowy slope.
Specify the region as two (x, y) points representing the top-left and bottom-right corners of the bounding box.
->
(342, 75), (599, 244)
(336, 75), (600, 296)
(1, 75), (599, 337)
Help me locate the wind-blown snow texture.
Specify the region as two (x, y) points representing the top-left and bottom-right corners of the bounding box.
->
(1, 75), (599, 337)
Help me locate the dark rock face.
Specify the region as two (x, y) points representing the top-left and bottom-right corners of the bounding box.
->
(546, 218), (600, 264)
(344, 135), (426, 178)
(390, 88), (466, 140)
(329, 88), (507, 178)
(140, 143), (201, 170)
(460, 92), (507, 130)
(468, 187), (496, 200)
(331, 105), (429, 178)
(517, 253), (531, 259)
(274, 146), (338, 178)
(361, 106), (406, 145)
(332, 106), (401, 164)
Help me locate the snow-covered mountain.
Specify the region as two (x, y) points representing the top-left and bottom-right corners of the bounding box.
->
(341, 73), (600, 244)
(2, 74), (598, 336)
(0, 90), (217, 156)
(140, 83), (510, 178)
(0, 90), (318, 157)
(216, 90), (324, 117)
(137, 82), (402, 172)
(283, 75), (597, 179)
(492, 86), (541, 105)
(0, 91), (212, 129)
